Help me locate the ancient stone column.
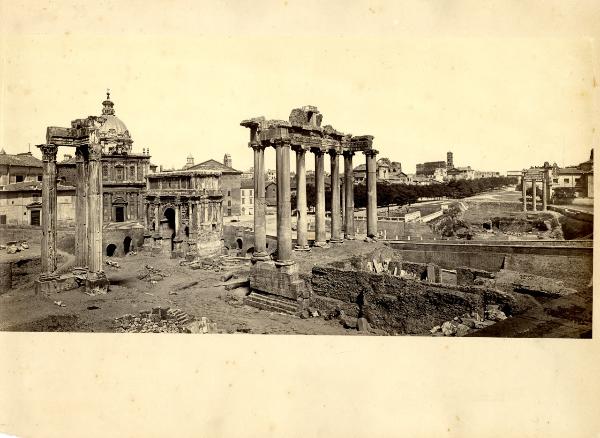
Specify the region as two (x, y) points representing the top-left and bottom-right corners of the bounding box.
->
(74, 146), (89, 268)
(343, 151), (355, 239)
(275, 139), (293, 264)
(251, 143), (269, 260)
(542, 171), (548, 211)
(86, 137), (108, 291)
(365, 149), (378, 239)
(341, 178), (346, 233)
(293, 146), (309, 250)
(532, 179), (537, 211)
(154, 202), (160, 232)
(329, 149), (342, 243)
(38, 144), (58, 274)
(313, 148), (327, 247)
(521, 171), (527, 212)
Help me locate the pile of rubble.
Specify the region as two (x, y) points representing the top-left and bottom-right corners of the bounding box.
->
(136, 265), (170, 283)
(1, 241), (29, 254)
(430, 305), (508, 337)
(181, 255), (250, 272)
(114, 307), (192, 333)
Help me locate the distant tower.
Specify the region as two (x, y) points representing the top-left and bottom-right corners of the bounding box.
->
(224, 153), (232, 168)
(447, 151), (454, 169)
(184, 154), (194, 169)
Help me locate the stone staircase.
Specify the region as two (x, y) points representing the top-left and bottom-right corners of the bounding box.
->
(167, 308), (192, 324)
(243, 291), (300, 315)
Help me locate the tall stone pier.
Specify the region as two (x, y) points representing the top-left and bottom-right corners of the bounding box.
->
(343, 151), (355, 240)
(251, 141), (269, 261)
(329, 149), (342, 243)
(275, 139), (293, 264)
(313, 148), (327, 247)
(74, 146), (89, 268)
(365, 149), (378, 239)
(294, 146), (309, 250)
(521, 170), (527, 212)
(39, 144), (58, 275)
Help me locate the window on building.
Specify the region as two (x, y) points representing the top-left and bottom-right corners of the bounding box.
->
(227, 190), (231, 197)
(575, 178), (581, 183)
(564, 178), (569, 183)
(30, 209), (41, 226)
(116, 167), (123, 181)
(37, 175), (43, 181)
(242, 198), (245, 205)
(227, 208), (231, 216)
(250, 198), (253, 205)
(553, 178), (559, 183)
(0, 215), (6, 225)
(228, 200), (231, 206)
(115, 206), (125, 222)
(103, 165), (109, 178)
(130, 166), (135, 179)
(15, 175), (24, 183)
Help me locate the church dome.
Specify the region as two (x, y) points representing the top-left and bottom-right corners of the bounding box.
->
(98, 91), (131, 141)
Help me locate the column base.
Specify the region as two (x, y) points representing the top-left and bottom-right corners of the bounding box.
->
(294, 245), (311, 251)
(275, 259), (295, 267)
(35, 272), (80, 295)
(344, 235), (356, 240)
(251, 252), (271, 262)
(313, 241), (329, 248)
(329, 238), (344, 244)
(249, 260), (308, 300)
(85, 271), (109, 295)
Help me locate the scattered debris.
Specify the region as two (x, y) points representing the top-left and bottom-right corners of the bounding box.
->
(114, 307), (193, 333)
(53, 300), (66, 307)
(186, 316), (218, 334)
(106, 260), (120, 268)
(137, 265), (169, 282)
(357, 317), (370, 332)
(433, 310), (506, 336)
(224, 278), (250, 290)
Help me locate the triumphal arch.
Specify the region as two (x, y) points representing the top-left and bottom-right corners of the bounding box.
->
(241, 106), (378, 308)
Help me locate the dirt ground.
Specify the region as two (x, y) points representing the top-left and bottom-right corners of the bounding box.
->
(0, 247), (377, 334)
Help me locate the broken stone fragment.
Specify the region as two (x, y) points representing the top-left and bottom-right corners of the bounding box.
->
(357, 317), (370, 332)
(441, 321), (456, 336)
(430, 325), (441, 334)
(455, 323), (470, 337)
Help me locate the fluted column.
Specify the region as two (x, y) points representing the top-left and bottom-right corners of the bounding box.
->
(38, 144), (58, 274)
(329, 149), (342, 243)
(154, 202), (160, 232)
(341, 178), (346, 233)
(275, 139), (293, 264)
(87, 141), (103, 273)
(251, 142), (269, 260)
(365, 149), (378, 239)
(313, 148), (327, 247)
(343, 151), (355, 239)
(532, 179), (537, 212)
(521, 171), (527, 212)
(293, 146), (309, 250)
(74, 146), (89, 268)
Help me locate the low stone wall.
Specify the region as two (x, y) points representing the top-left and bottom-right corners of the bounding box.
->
(310, 264), (523, 335)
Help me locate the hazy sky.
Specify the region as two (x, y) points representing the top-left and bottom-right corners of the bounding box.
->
(1, 1), (598, 174)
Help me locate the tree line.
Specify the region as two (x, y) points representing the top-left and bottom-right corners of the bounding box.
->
(291, 177), (516, 210)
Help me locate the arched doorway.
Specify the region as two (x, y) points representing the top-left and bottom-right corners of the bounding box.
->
(246, 247), (254, 258)
(106, 244), (117, 257)
(123, 236), (132, 255)
(236, 238), (243, 250)
(163, 207), (176, 250)
(185, 226), (189, 238)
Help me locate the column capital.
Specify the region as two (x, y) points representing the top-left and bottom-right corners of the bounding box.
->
(249, 141), (266, 151)
(274, 138), (291, 148)
(291, 144), (307, 154)
(342, 150), (355, 158)
(363, 149), (379, 158)
(38, 144), (58, 162)
(310, 147), (324, 156)
(327, 149), (339, 158)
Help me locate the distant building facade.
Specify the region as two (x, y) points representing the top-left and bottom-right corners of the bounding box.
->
(186, 154), (242, 217)
(0, 150), (43, 186)
(240, 179), (254, 215)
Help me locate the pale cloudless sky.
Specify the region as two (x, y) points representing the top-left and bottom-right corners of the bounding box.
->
(0, 0), (598, 174)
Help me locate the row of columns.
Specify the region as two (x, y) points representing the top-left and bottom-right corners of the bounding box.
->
(251, 140), (378, 266)
(38, 141), (106, 288)
(521, 170), (549, 212)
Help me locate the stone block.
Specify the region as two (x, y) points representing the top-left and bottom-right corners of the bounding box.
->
(250, 261), (307, 300)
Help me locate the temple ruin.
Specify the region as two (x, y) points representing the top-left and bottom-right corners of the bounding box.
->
(521, 166), (550, 212)
(240, 106), (378, 307)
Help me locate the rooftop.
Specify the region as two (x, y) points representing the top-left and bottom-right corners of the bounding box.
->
(0, 152), (43, 168)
